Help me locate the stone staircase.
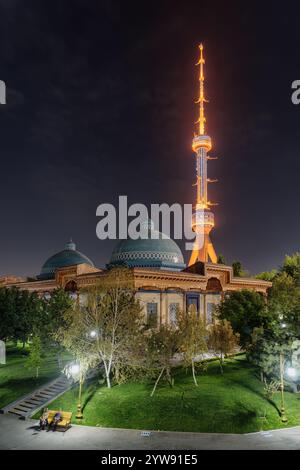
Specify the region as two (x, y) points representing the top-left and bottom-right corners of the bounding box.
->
(0, 375), (73, 419)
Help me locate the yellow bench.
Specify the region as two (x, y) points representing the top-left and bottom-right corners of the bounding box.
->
(47, 410), (72, 431)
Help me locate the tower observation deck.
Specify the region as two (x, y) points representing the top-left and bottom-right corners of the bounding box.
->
(188, 44), (218, 266)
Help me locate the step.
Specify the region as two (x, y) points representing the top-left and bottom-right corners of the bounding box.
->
(12, 407), (31, 414)
(23, 401), (39, 407)
(9, 408), (27, 415)
(34, 393), (53, 399)
(28, 398), (45, 404)
(17, 403), (34, 410)
(8, 410), (24, 416)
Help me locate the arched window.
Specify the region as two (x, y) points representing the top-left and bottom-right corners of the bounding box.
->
(64, 280), (78, 292)
(64, 280), (78, 299)
(206, 277), (222, 292)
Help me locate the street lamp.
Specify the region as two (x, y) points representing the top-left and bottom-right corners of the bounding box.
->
(279, 353), (288, 423)
(68, 363), (83, 420)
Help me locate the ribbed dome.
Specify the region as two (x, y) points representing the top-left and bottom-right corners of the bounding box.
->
(38, 240), (94, 280)
(109, 220), (185, 271)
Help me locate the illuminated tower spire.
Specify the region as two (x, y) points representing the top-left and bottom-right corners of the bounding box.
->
(189, 44), (218, 266)
(196, 43), (206, 136)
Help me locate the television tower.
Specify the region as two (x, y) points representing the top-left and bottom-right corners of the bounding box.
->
(188, 44), (218, 266)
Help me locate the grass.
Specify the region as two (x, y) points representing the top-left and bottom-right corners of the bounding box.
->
(42, 356), (300, 434)
(0, 343), (71, 409)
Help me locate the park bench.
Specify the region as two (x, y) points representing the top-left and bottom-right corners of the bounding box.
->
(47, 410), (72, 432)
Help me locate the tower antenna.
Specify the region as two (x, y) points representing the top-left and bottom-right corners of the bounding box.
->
(196, 43), (207, 136)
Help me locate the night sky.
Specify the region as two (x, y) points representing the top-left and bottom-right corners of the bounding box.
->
(0, 0), (300, 277)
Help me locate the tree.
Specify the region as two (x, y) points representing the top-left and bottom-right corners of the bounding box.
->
(177, 306), (207, 386)
(55, 267), (144, 388)
(232, 261), (248, 277)
(0, 287), (42, 345)
(0, 287), (17, 342)
(217, 254), (226, 265)
(146, 324), (180, 396)
(248, 326), (300, 391)
(14, 290), (42, 347)
(26, 335), (43, 378)
(40, 289), (73, 367)
(255, 269), (278, 282)
(208, 320), (239, 373)
(281, 253), (300, 284)
(267, 272), (300, 339)
(217, 289), (268, 348)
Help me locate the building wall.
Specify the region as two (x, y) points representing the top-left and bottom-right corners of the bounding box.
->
(137, 289), (223, 327)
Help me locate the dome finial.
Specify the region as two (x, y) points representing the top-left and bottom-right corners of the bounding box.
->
(65, 239), (76, 251)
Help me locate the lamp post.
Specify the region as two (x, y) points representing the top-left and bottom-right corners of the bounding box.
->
(76, 369), (83, 420)
(69, 363), (84, 420)
(279, 352), (288, 423)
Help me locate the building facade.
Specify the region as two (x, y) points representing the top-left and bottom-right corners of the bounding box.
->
(0, 238), (271, 328)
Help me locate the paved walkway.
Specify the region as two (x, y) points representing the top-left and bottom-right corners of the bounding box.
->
(0, 414), (300, 450)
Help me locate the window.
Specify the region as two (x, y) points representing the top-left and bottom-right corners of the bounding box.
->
(206, 302), (215, 324)
(169, 303), (179, 325)
(146, 302), (158, 328)
(186, 295), (199, 315)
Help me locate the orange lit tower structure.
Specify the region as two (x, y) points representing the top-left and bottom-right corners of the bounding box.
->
(189, 44), (218, 266)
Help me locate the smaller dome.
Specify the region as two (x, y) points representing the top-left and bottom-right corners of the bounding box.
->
(38, 240), (94, 280)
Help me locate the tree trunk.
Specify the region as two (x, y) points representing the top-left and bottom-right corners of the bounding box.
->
(103, 361), (111, 388)
(192, 360), (198, 386)
(106, 373), (111, 388)
(36, 366), (39, 379)
(219, 356), (224, 374)
(166, 367), (174, 388)
(151, 367), (165, 397)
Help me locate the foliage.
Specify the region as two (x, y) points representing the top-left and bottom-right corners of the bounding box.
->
(0, 287), (72, 354)
(217, 289), (268, 348)
(177, 305), (207, 386)
(25, 335), (43, 378)
(267, 272), (300, 338)
(281, 253), (300, 284)
(146, 324), (180, 396)
(41, 289), (73, 341)
(207, 320), (239, 373)
(217, 254), (226, 265)
(0, 287), (42, 344)
(55, 267), (144, 388)
(255, 269), (278, 282)
(263, 377), (280, 399)
(232, 260), (248, 277)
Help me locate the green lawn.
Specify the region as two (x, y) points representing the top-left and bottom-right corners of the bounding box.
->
(43, 356), (300, 434)
(0, 344), (71, 409)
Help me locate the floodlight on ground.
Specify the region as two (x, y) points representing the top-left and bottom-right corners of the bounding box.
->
(90, 330), (97, 338)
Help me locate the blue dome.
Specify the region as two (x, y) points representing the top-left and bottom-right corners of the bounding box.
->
(38, 240), (94, 280)
(109, 220), (185, 271)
